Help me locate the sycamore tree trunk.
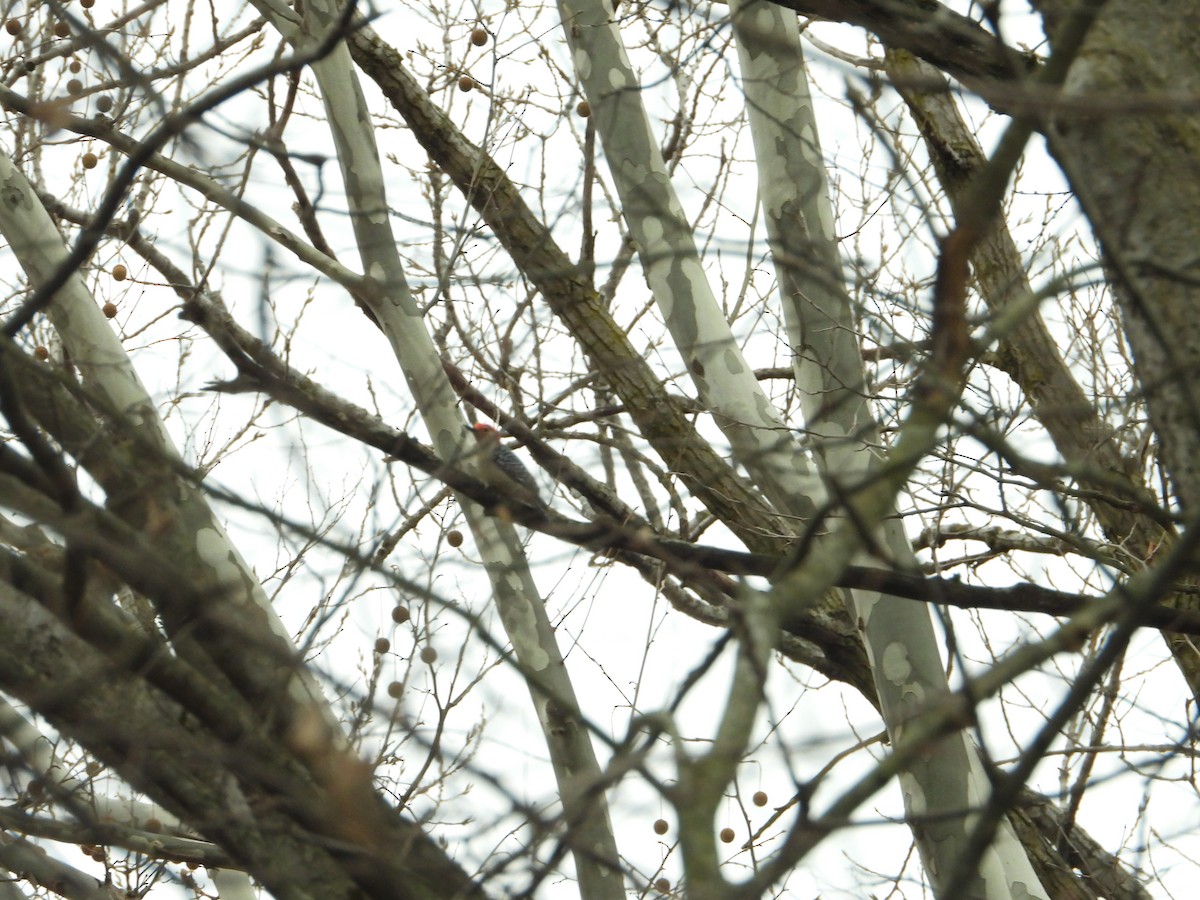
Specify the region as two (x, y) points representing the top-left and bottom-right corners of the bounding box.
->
(250, 1), (624, 897)
(1044, 0), (1200, 518)
(728, 3), (1045, 896)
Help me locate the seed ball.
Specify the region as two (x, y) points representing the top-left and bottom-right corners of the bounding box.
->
(144, 818), (162, 833)
(81, 0), (94, 7)
(95, 95), (113, 112)
(447, 529), (463, 548)
(471, 27), (488, 46)
(66, 78), (83, 95)
(653, 818), (668, 835)
(374, 637), (390, 654)
(654, 879), (670, 893)
(391, 605), (410, 624)
(576, 100), (591, 118)
(54, 22), (70, 38)
(85, 760), (101, 775)
(102, 302), (117, 318)
(69, 60), (81, 73)
(752, 790), (768, 807)
(111, 264), (127, 281)
(34, 346), (49, 361)
(458, 75), (474, 92)
(420, 646), (438, 664)
(719, 827), (735, 843)
(5, 19), (21, 36)
(386, 681), (403, 698)
(82, 151), (97, 169)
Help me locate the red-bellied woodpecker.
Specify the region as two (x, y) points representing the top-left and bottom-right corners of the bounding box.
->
(465, 423), (545, 508)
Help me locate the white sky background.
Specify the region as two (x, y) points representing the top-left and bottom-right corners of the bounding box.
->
(3, 0), (1198, 896)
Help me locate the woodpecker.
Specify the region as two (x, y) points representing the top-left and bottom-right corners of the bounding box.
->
(465, 423), (545, 508)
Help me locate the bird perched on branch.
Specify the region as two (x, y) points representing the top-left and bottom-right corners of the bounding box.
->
(465, 423), (545, 508)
